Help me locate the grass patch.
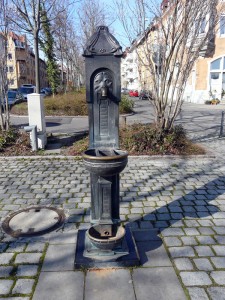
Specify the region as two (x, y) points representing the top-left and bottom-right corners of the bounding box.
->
(65, 124), (205, 156)
(11, 91), (134, 116)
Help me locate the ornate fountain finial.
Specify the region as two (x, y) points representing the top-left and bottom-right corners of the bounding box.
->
(83, 26), (123, 57)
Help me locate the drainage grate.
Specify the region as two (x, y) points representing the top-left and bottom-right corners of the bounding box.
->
(2, 206), (66, 238)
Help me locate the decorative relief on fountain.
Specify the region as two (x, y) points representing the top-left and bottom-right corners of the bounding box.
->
(94, 71), (113, 93)
(94, 71), (113, 138)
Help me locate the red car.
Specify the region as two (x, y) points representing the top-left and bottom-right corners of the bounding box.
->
(129, 90), (139, 97)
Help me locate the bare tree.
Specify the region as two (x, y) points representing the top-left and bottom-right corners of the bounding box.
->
(0, 0), (10, 130)
(78, 0), (115, 46)
(9, 0), (70, 93)
(116, 0), (224, 133)
(53, 5), (84, 92)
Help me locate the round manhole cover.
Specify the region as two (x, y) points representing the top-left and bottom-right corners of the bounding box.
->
(2, 206), (65, 238)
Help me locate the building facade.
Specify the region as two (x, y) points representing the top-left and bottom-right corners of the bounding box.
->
(127, 1), (225, 104)
(121, 46), (140, 91)
(7, 32), (48, 90)
(183, 2), (225, 103)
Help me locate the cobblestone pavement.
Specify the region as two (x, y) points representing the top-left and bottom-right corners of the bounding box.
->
(0, 156), (225, 299)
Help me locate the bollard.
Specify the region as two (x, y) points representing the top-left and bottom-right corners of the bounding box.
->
(24, 125), (38, 151)
(219, 111), (225, 138)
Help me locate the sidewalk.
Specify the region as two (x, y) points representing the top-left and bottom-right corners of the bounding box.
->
(0, 155), (225, 299)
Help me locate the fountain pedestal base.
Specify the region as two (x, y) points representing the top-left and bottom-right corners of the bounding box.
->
(74, 227), (140, 269)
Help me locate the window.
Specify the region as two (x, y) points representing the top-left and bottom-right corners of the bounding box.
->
(210, 58), (221, 70)
(8, 53), (12, 60)
(195, 17), (206, 34)
(9, 66), (13, 73)
(9, 79), (14, 85)
(211, 72), (220, 80)
(220, 16), (225, 35)
(199, 18), (206, 34)
(209, 56), (225, 97)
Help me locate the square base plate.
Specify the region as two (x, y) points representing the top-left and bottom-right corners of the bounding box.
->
(74, 227), (140, 269)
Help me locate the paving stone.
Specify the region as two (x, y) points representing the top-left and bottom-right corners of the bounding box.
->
(15, 253), (42, 264)
(207, 287), (225, 300)
(196, 236), (216, 245)
(42, 244), (75, 271)
(0, 279), (14, 295)
(163, 237), (182, 246)
(12, 279), (35, 294)
(184, 228), (200, 236)
(26, 242), (45, 252)
(132, 229), (161, 242)
(181, 236), (198, 246)
(155, 221), (168, 228)
(161, 228), (184, 236)
(211, 271), (225, 285)
(195, 246), (214, 257)
(0, 266), (13, 278)
(139, 221), (153, 229)
(0, 253), (14, 265)
(214, 235), (225, 244)
(188, 287), (209, 300)
(169, 246), (195, 258)
(213, 226), (225, 234)
(194, 258), (214, 271)
(17, 265), (38, 276)
(211, 257), (225, 268)
(85, 269), (135, 300)
(0, 244), (7, 253)
(174, 258), (194, 271)
(213, 219), (225, 226)
(7, 242), (26, 253)
(137, 241), (172, 267)
(198, 227), (215, 235)
(180, 272), (212, 286)
(133, 267), (186, 300)
(46, 230), (77, 244)
(198, 220), (214, 227)
(212, 246), (225, 256)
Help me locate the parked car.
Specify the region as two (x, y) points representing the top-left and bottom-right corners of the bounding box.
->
(41, 87), (52, 96)
(121, 88), (129, 94)
(7, 90), (24, 106)
(1, 90), (24, 108)
(139, 90), (153, 100)
(18, 84), (36, 100)
(129, 90), (139, 97)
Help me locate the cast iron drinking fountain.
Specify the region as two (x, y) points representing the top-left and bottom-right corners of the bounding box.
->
(74, 26), (140, 269)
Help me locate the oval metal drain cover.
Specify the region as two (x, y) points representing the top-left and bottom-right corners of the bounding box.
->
(2, 206), (65, 237)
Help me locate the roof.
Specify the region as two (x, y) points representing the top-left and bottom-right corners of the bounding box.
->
(8, 32), (26, 42)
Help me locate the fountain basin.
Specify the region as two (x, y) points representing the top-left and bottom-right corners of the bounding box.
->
(87, 225), (125, 250)
(83, 148), (128, 176)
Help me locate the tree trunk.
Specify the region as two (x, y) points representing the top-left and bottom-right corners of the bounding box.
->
(34, 31), (40, 93)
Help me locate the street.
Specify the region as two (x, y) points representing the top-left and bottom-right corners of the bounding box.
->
(10, 100), (225, 155)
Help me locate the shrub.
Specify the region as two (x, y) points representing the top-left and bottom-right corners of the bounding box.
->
(119, 95), (134, 114)
(12, 91), (135, 116)
(119, 123), (205, 155)
(0, 128), (18, 151)
(66, 123), (205, 156)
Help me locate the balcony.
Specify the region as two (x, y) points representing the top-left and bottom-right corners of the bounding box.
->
(188, 33), (215, 58)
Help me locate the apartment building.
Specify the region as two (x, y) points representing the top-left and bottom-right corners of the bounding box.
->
(121, 46), (140, 91)
(7, 32), (48, 90)
(126, 0), (225, 104)
(183, 1), (225, 103)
